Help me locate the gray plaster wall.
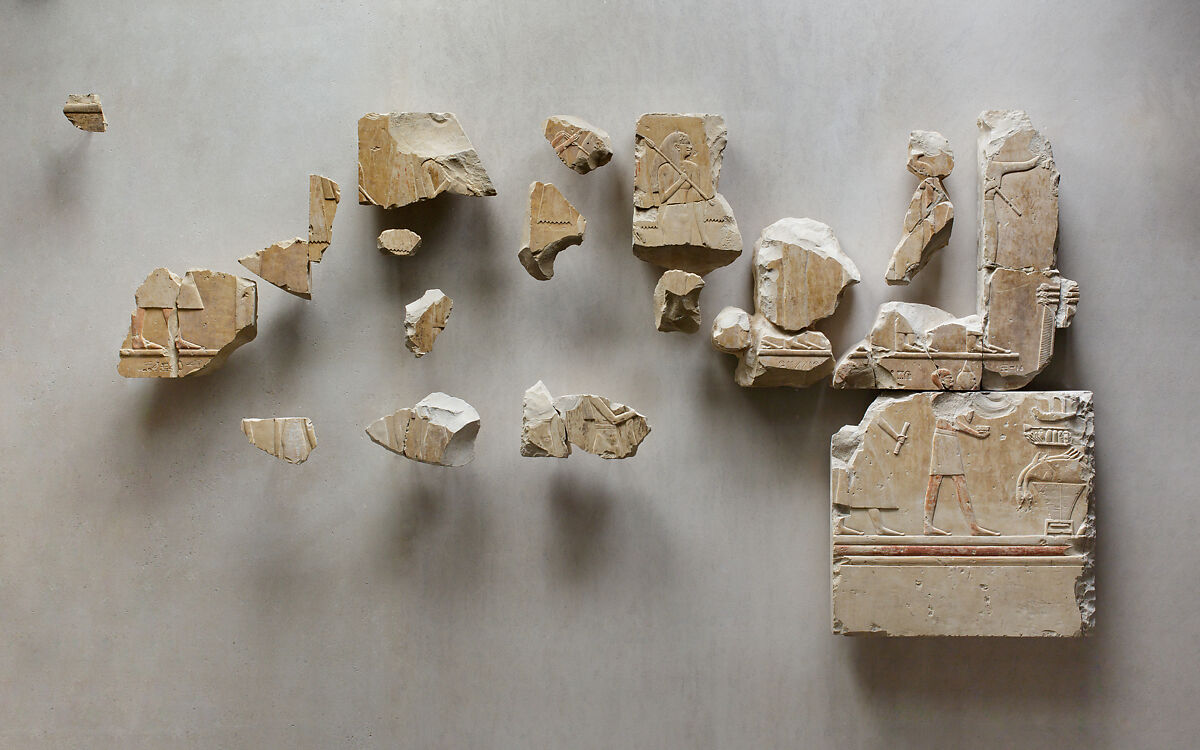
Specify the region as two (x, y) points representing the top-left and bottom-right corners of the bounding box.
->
(2, 1), (1198, 747)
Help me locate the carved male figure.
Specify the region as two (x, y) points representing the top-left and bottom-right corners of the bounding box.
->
(924, 372), (998, 536)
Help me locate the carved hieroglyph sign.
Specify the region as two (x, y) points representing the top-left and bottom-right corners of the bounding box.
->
(366, 393), (480, 467)
(544, 115), (613, 174)
(357, 112), (496, 209)
(885, 130), (954, 285)
(118, 268), (257, 378)
(632, 113), (741, 276)
(521, 382), (651, 459)
(242, 418), (317, 464)
(654, 270), (705, 333)
(405, 289), (453, 357)
(239, 175), (341, 299)
(831, 390), (1094, 637)
(519, 182), (586, 280)
(63, 94), (106, 132)
(378, 229), (422, 257)
(834, 112), (1078, 391)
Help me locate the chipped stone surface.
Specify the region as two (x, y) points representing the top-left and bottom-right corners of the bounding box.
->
(544, 115), (613, 174)
(241, 418), (317, 465)
(366, 393), (480, 467)
(834, 112), (1077, 391)
(519, 182), (586, 280)
(654, 270), (704, 333)
(885, 131), (954, 285)
(753, 218), (860, 332)
(831, 391), (1094, 637)
(404, 289), (452, 357)
(632, 113), (741, 276)
(978, 110), (1077, 389)
(712, 309), (834, 388)
(555, 394), (651, 459)
(378, 229), (422, 257)
(239, 175), (340, 299)
(357, 112), (496, 209)
(63, 93), (106, 132)
(118, 268), (257, 378)
(520, 381), (570, 458)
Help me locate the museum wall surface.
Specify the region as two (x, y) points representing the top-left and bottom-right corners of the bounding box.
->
(2, 1), (1199, 747)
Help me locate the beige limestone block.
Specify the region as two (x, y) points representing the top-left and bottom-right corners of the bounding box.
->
(520, 381), (570, 458)
(552, 393), (651, 460)
(885, 131), (954, 285)
(357, 112), (496, 209)
(712, 307), (834, 388)
(544, 115), (613, 174)
(239, 175), (340, 299)
(753, 218), (860, 331)
(241, 417), (317, 464)
(378, 229), (422, 257)
(118, 267), (257, 378)
(977, 110), (1077, 389)
(404, 289), (452, 357)
(632, 113), (742, 275)
(831, 390), (1095, 637)
(366, 393), (480, 467)
(63, 93), (106, 132)
(519, 182), (586, 280)
(654, 270), (705, 333)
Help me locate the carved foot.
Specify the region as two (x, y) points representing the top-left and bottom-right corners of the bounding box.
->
(132, 336), (165, 351)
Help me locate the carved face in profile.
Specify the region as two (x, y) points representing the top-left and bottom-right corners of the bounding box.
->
(665, 132), (695, 163)
(932, 367), (955, 390)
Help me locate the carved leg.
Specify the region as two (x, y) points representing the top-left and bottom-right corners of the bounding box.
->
(835, 514), (865, 536)
(923, 475), (950, 535)
(952, 475), (999, 536)
(165, 308), (203, 350)
(868, 509), (903, 536)
(130, 307), (163, 350)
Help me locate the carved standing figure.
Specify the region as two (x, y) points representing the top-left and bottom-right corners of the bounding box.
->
(924, 372), (999, 536)
(129, 268), (204, 351)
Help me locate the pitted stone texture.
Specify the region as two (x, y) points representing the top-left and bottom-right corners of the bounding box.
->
(241, 418), (317, 465)
(544, 115), (613, 174)
(654, 270), (704, 333)
(358, 112), (496, 208)
(831, 391), (1094, 637)
(753, 218), (860, 332)
(404, 289), (452, 357)
(519, 182), (586, 280)
(366, 393), (480, 467)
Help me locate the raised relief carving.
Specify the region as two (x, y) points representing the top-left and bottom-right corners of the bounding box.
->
(831, 391), (1094, 636)
(520, 383), (651, 460)
(885, 130), (954, 284)
(63, 94), (106, 132)
(378, 229), (422, 257)
(632, 113), (741, 276)
(118, 268), (257, 378)
(241, 418), (317, 464)
(357, 112), (496, 209)
(239, 175), (340, 299)
(519, 181), (586, 280)
(653, 270), (704, 333)
(404, 289), (452, 357)
(834, 112), (1078, 391)
(544, 115), (613, 174)
(712, 309), (834, 388)
(366, 393), (480, 467)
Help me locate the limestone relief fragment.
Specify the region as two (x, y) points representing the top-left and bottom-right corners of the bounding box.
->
(241, 418), (317, 464)
(63, 94), (106, 132)
(366, 393), (480, 467)
(712, 307), (834, 388)
(358, 112), (496, 209)
(544, 115), (613, 174)
(654, 270), (704, 333)
(834, 111), (1077, 391)
(885, 130), (954, 285)
(239, 175), (340, 299)
(404, 289), (452, 357)
(831, 390), (1094, 637)
(520, 383), (650, 459)
(118, 267), (257, 378)
(519, 181), (586, 280)
(378, 228), (422, 257)
(754, 218), (860, 331)
(632, 113), (741, 276)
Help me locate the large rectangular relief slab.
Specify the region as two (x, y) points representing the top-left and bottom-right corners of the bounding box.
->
(831, 390), (1094, 636)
